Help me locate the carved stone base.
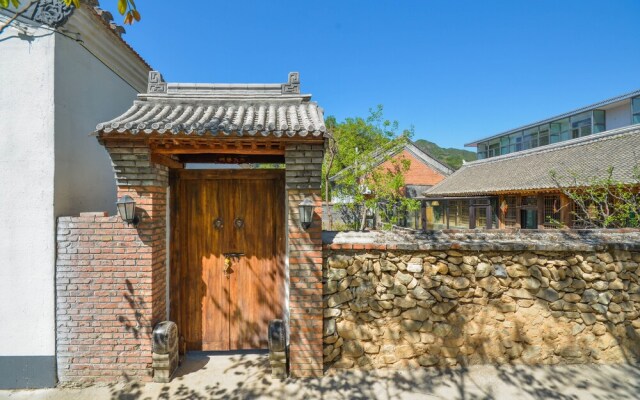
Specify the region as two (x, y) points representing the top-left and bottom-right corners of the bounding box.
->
(152, 353), (178, 383)
(269, 350), (288, 379)
(268, 319), (288, 379)
(152, 321), (179, 383)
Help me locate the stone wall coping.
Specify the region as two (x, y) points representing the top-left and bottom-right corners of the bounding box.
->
(322, 229), (640, 252)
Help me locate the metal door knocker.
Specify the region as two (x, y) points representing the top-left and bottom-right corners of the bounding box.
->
(234, 217), (244, 229)
(214, 217), (223, 229)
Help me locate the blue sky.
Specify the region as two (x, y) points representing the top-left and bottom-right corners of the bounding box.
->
(102, 0), (640, 150)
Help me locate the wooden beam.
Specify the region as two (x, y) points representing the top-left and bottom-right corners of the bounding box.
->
(177, 153), (284, 164)
(152, 147), (285, 155)
(151, 153), (184, 169)
(176, 169), (285, 180)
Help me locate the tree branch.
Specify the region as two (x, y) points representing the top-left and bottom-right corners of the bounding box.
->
(0, 0), (38, 35)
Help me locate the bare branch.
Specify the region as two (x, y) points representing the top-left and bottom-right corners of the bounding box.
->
(0, 0), (38, 35)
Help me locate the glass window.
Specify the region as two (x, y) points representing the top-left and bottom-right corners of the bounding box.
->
(570, 112), (592, 138)
(520, 195), (538, 229)
(453, 200), (470, 228)
(523, 127), (538, 150)
(543, 195), (561, 228)
(477, 142), (487, 159)
(509, 131), (523, 152)
(538, 124), (550, 146)
(521, 196), (538, 207)
(488, 141), (500, 158)
(593, 110), (605, 133)
(550, 118), (569, 143)
(427, 201), (446, 230)
(502, 196), (518, 227)
(632, 96), (640, 124)
(500, 136), (510, 155)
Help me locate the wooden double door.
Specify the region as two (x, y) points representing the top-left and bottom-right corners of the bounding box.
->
(170, 170), (285, 351)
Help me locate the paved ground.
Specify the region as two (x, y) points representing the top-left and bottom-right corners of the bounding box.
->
(2, 351), (640, 400)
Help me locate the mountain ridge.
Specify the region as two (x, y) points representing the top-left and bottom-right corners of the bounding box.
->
(414, 139), (477, 170)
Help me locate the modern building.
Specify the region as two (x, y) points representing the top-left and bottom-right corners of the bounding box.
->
(468, 89), (640, 160)
(425, 90), (640, 230)
(0, 1), (149, 389)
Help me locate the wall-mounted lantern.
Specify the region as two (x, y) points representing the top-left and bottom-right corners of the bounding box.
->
(298, 197), (314, 230)
(116, 195), (140, 227)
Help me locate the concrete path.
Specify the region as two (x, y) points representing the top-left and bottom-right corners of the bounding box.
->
(2, 351), (639, 400)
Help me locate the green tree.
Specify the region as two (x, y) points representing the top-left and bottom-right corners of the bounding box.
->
(324, 105), (419, 230)
(550, 166), (640, 228)
(1, 0), (140, 34)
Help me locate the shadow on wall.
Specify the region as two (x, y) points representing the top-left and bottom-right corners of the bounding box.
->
(168, 176), (285, 352)
(321, 250), (640, 387)
(104, 352), (640, 400)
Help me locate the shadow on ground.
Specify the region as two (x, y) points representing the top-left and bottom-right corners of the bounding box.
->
(105, 351), (640, 400)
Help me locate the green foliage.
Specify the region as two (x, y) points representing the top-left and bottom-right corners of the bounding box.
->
(324, 105), (419, 231)
(413, 139), (476, 170)
(550, 166), (640, 229)
(323, 105), (404, 181)
(0, 0), (22, 9)
(1, 0), (139, 24)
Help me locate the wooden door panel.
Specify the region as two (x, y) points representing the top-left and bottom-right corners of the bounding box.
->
(230, 178), (285, 349)
(201, 179), (230, 350)
(177, 179), (231, 351)
(171, 170), (284, 351)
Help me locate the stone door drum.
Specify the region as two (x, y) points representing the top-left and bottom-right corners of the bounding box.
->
(171, 170), (285, 351)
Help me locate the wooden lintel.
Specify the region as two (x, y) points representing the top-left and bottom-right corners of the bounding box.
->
(152, 147), (285, 156)
(151, 153), (184, 169)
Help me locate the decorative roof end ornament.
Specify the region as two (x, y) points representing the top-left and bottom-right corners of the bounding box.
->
(281, 72), (300, 94)
(31, 0), (75, 28)
(148, 70), (167, 94)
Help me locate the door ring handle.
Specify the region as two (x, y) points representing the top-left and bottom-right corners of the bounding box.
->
(214, 217), (223, 229)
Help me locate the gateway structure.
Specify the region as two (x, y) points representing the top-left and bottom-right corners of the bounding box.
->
(54, 71), (327, 382)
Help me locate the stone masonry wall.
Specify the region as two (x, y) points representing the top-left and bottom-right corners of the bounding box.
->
(322, 231), (640, 370)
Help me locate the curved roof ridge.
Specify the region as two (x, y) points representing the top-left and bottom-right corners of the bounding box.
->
(95, 71), (327, 138)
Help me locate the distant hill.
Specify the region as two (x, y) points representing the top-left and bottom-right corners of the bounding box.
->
(414, 139), (477, 170)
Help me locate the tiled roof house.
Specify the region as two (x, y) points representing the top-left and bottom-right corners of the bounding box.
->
(425, 90), (640, 230)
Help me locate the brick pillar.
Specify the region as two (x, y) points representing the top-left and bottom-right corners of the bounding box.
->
(285, 143), (324, 377)
(106, 140), (168, 375)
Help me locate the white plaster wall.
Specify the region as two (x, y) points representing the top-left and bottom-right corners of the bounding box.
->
(0, 26), (56, 357)
(605, 102), (632, 131)
(54, 35), (139, 217)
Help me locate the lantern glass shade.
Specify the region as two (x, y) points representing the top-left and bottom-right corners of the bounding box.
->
(298, 197), (314, 229)
(116, 195), (138, 225)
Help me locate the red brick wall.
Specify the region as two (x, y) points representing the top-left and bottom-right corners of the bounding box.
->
(285, 143), (324, 377)
(56, 212), (160, 382)
(377, 149), (447, 186)
(287, 190), (323, 377)
(56, 139), (168, 383)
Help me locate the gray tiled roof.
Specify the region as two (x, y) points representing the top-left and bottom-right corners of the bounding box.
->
(96, 71), (326, 138)
(427, 125), (640, 197)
